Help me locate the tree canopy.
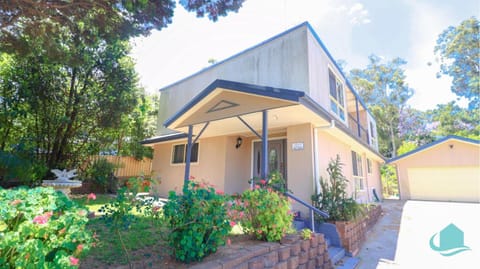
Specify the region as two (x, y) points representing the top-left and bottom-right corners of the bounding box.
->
(0, 0), (245, 58)
(435, 16), (480, 110)
(349, 55), (414, 157)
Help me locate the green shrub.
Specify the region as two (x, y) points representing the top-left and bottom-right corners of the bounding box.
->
(163, 180), (231, 263)
(0, 150), (47, 186)
(0, 187), (93, 268)
(84, 158), (116, 192)
(239, 182), (294, 242)
(312, 155), (362, 222)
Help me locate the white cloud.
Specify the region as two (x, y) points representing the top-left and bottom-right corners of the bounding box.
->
(347, 3), (371, 25)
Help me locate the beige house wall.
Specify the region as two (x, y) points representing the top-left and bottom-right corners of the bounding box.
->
(286, 123), (315, 215)
(315, 130), (383, 203)
(394, 140), (480, 200)
(152, 136), (228, 197)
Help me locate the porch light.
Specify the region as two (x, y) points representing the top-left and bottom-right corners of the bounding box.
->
(235, 137), (243, 149)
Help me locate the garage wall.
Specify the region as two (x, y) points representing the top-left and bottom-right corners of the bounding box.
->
(394, 139), (480, 202)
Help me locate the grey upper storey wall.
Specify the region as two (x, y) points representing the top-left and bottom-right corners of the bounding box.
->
(157, 25), (311, 135)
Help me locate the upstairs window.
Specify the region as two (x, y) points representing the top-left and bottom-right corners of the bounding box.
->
(352, 151), (364, 191)
(329, 70), (346, 121)
(172, 143), (199, 164)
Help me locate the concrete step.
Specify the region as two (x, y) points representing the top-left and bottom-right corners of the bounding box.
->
(335, 256), (360, 269)
(328, 246), (345, 265)
(293, 220), (306, 230)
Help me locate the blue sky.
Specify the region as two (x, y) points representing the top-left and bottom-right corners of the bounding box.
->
(130, 0), (478, 111)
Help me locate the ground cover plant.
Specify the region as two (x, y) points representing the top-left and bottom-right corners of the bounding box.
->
(0, 187), (93, 268)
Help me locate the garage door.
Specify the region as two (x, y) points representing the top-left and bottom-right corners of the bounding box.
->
(407, 167), (480, 203)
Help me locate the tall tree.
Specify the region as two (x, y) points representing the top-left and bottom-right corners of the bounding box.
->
(435, 17), (480, 110)
(427, 101), (480, 139)
(0, 0), (245, 58)
(349, 55), (414, 157)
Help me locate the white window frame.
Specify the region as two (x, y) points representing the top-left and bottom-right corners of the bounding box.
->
(352, 151), (365, 191)
(171, 142), (199, 165)
(328, 69), (346, 122)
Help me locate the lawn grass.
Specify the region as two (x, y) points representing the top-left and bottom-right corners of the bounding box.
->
(73, 194), (114, 214)
(85, 216), (167, 265)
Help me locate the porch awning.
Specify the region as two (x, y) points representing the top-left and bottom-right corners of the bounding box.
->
(163, 79), (332, 137)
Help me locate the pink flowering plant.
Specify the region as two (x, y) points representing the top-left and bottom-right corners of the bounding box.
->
(0, 187), (93, 268)
(163, 180), (232, 263)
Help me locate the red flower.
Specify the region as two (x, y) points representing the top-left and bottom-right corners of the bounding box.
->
(229, 221), (236, 227)
(259, 179), (267, 185)
(76, 244), (84, 252)
(69, 256), (79, 266)
(87, 193), (96, 200)
(215, 189), (224, 195)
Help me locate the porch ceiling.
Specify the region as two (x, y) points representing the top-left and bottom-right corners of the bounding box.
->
(171, 104), (331, 138)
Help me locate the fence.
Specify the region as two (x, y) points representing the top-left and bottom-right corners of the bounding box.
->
(90, 156), (153, 178)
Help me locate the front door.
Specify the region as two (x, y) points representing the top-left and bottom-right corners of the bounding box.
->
(253, 139), (286, 180)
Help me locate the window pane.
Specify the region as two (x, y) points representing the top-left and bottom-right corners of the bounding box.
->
(190, 143), (199, 162)
(337, 83), (344, 104)
(331, 100), (338, 114)
(329, 71), (337, 98)
(351, 151), (358, 176)
(357, 156), (363, 176)
(172, 144), (185, 164)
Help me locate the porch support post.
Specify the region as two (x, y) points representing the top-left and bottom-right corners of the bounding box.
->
(355, 98), (361, 137)
(184, 125), (194, 183)
(261, 110), (268, 180)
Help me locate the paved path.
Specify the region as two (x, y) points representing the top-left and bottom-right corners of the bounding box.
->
(356, 200), (480, 269)
(356, 200), (404, 269)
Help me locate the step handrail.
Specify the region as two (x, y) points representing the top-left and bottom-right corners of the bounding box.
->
(284, 192), (329, 231)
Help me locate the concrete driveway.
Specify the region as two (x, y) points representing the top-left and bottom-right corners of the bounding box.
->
(357, 200), (480, 269)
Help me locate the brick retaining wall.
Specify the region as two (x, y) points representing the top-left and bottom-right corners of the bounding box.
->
(190, 233), (333, 269)
(334, 204), (382, 256)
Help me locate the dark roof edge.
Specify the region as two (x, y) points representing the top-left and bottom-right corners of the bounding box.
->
(141, 133), (188, 145)
(387, 135), (480, 164)
(158, 22), (309, 92)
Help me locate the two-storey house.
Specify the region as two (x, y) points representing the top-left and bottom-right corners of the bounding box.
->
(142, 22), (384, 213)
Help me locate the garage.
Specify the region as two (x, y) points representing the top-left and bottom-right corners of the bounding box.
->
(407, 167), (479, 202)
(388, 136), (480, 203)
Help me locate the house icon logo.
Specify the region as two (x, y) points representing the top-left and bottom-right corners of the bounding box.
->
(429, 223), (471, 256)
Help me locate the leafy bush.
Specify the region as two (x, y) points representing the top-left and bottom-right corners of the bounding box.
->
(0, 150), (47, 186)
(125, 176), (152, 193)
(163, 180), (232, 263)
(0, 187), (93, 268)
(312, 155), (362, 222)
(84, 158), (116, 192)
(239, 181), (294, 242)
